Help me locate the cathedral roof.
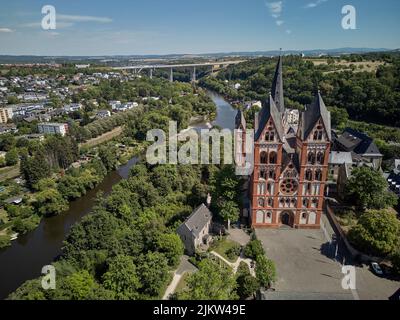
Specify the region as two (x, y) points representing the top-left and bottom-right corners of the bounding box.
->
(300, 92), (331, 141)
(271, 55), (285, 113)
(235, 109), (246, 129)
(255, 95), (284, 141)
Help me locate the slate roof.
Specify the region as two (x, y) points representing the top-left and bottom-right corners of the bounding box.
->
(271, 55), (285, 113)
(300, 92), (331, 141)
(337, 128), (382, 156)
(235, 109), (246, 130)
(255, 95), (284, 141)
(180, 204), (212, 238)
(329, 151), (353, 165)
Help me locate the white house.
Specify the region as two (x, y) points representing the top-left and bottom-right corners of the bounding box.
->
(38, 123), (68, 136)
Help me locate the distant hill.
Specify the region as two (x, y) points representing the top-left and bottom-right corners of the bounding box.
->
(0, 48), (397, 64)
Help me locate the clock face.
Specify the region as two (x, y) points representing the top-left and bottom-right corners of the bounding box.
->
(280, 179), (298, 195)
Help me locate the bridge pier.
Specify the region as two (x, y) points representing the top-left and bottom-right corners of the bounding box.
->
(169, 68), (174, 82)
(191, 66), (196, 83)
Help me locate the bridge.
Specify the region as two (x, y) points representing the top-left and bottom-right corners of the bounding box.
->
(113, 60), (245, 82)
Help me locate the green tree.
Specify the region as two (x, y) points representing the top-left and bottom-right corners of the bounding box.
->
(255, 255), (276, 289)
(156, 233), (184, 267)
(34, 188), (68, 217)
(137, 252), (170, 298)
(179, 259), (237, 300)
(5, 148), (19, 166)
(348, 209), (400, 257)
(102, 255), (141, 300)
(244, 240), (265, 260)
(52, 270), (97, 300)
(345, 167), (398, 211)
(219, 200), (239, 229)
(236, 262), (259, 299)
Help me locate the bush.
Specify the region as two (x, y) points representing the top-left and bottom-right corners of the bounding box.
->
(0, 234), (11, 249)
(244, 240), (265, 259)
(12, 215), (41, 235)
(226, 244), (241, 261)
(236, 261), (259, 299)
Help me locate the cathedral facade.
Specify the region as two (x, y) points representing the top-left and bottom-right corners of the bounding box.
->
(236, 56), (331, 229)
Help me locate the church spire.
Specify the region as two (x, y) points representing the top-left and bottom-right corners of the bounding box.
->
(271, 52), (285, 114)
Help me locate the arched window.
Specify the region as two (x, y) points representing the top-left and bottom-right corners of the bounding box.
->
(260, 169), (267, 180)
(312, 198), (319, 207)
(317, 152), (324, 164)
(269, 152), (277, 164)
(258, 182), (266, 195)
(265, 130), (275, 142)
(260, 152), (268, 164)
(313, 125), (324, 141)
(267, 198), (273, 206)
(258, 197), (265, 207)
(267, 182), (273, 194)
(315, 169), (322, 181)
(305, 169), (313, 181)
(307, 152), (316, 164)
(268, 169), (276, 179)
(303, 198), (309, 208)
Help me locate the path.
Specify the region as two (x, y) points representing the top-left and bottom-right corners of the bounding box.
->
(162, 255), (197, 300)
(210, 251), (255, 276)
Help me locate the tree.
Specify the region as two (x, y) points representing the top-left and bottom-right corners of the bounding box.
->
(52, 270), (97, 300)
(102, 255), (141, 300)
(156, 233), (184, 267)
(20, 153), (51, 189)
(236, 262), (259, 299)
(98, 146), (118, 171)
(348, 209), (400, 257)
(34, 188), (68, 217)
(255, 255), (276, 289)
(179, 259), (237, 300)
(345, 167), (398, 211)
(219, 200), (239, 229)
(137, 252), (170, 298)
(244, 240), (265, 260)
(5, 148), (18, 166)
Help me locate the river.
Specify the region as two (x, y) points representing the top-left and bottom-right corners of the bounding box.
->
(0, 91), (237, 299)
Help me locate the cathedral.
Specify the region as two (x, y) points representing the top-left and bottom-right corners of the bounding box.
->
(235, 56), (331, 229)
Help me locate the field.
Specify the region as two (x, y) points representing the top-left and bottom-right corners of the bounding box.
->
(305, 58), (386, 73)
(79, 126), (123, 149)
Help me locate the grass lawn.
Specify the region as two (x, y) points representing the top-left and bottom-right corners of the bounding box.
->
(210, 237), (240, 263)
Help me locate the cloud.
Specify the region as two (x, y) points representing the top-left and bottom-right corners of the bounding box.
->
(0, 28), (13, 33)
(305, 0), (328, 9)
(266, 1), (283, 18)
(276, 20), (284, 26)
(57, 14), (112, 23)
(21, 22), (74, 28)
(286, 30), (292, 34)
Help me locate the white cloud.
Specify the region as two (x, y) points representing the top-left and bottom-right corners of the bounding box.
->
(286, 30), (292, 34)
(57, 14), (112, 23)
(21, 22), (74, 28)
(0, 28), (13, 33)
(276, 20), (284, 26)
(266, 1), (283, 18)
(305, 0), (328, 9)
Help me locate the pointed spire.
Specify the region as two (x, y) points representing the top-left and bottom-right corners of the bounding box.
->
(271, 53), (285, 114)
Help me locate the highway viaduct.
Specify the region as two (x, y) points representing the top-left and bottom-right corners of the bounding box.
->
(113, 60), (245, 82)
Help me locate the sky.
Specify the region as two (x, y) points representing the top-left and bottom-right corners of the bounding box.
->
(0, 0), (399, 56)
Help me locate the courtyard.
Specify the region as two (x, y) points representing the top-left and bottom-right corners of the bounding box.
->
(255, 228), (355, 300)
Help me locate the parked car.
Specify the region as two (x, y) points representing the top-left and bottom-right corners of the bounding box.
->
(370, 262), (384, 276)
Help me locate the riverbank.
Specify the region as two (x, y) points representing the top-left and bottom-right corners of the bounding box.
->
(0, 90), (236, 300)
